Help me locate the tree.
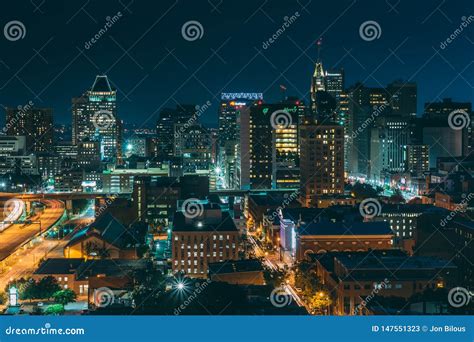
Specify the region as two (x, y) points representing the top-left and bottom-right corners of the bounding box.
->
(52, 289), (77, 306)
(308, 292), (332, 315)
(44, 304), (64, 315)
(0, 292), (6, 305)
(262, 263), (286, 288)
(351, 182), (381, 200)
(294, 262), (321, 298)
(36, 276), (61, 299)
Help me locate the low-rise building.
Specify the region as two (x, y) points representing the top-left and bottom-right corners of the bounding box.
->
(33, 258), (148, 303)
(172, 203), (239, 277)
(209, 259), (264, 285)
(64, 213), (146, 259)
(296, 221), (394, 261)
(312, 251), (457, 315)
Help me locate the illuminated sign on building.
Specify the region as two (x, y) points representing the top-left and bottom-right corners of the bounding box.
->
(221, 93), (263, 100)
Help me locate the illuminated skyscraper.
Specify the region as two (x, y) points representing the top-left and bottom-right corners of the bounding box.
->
(218, 93), (262, 188)
(72, 75), (122, 163)
(5, 107), (53, 153)
(248, 100), (302, 189)
(369, 115), (410, 179)
(174, 123), (211, 174)
(299, 122), (344, 207)
(310, 62), (326, 113)
(387, 81), (417, 117)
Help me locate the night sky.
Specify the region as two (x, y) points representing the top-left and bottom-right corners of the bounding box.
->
(0, 0), (473, 126)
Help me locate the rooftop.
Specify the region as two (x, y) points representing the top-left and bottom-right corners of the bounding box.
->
(298, 221), (393, 236)
(209, 259), (263, 276)
(173, 209), (237, 232)
(90, 75), (114, 93)
(34, 258), (84, 275)
(75, 259), (148, 281)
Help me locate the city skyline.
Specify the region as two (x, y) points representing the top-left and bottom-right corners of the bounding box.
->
(0, 0), (472, 126)
(0, 0), (472, 326)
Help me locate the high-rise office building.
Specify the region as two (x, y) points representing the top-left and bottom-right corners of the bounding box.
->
(5, 107), (53, 153)
(155, 109), (176, 162)
(272, 123), (299, 189)
(387, 81), (417, 117)
(424, 98), (471, 119)
(299, 122), (344, 207)
(370, 116), (410, 179)
(338, 92), (352, 174)
(310, 62), (325, 113)
(347, 84), (390, 176)
(77, 139), (101, 170)
(72, 75), (122, 163)
(405, 144), (429, 176)
(325, 69), (345, 107)
(424, 98), (473, 155)
(310, 57), (344, 117)
(156, 105), (198, 163)
(248, 100), (302, 189)
(218, 93), (262, 189)
(174, 123), (212, 174)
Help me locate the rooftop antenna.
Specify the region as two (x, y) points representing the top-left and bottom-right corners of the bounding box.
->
(316, 37), (323, 62)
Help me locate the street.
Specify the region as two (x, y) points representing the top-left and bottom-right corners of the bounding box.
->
(0, 200), (65, 290)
